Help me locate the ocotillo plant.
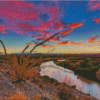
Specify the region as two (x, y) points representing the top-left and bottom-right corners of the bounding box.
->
(0, 40), (43, 82)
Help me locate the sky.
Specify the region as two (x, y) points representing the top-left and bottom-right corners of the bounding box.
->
(0, 1), (100, 54)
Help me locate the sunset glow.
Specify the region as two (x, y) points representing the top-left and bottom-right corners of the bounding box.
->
(0, 1), (100, 54)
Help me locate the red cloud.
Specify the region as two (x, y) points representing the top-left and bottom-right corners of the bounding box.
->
(26, 43), (34, 45)
(50, 29), (74, 42)
(69, 41), (83, 46)
(69, 22), (83, 29)
(33, 34), (49, 39)
(57, 40), (83, 46)
(87, 35), (99, 43)
(57, 41), (69, 45)
(0, 25), (6, 34)
(61, 29), (73, 35)
(44, 29), (74, 42)
(42, 45), (55, 48)
(93, 17), (100, 24)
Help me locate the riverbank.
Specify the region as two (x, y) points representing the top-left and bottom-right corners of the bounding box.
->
(54, 59), (100, 83)
(40, 61), (100, 99)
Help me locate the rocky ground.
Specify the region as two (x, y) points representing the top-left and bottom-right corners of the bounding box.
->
(0, 63), (98, 100)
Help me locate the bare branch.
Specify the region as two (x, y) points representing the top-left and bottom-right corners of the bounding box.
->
(50, 48), (55, 52)
(30, 32), (60, 54)
(0, 40), (7, 56)
(47, 48), (55, 53)
(22, 45), (29, 55)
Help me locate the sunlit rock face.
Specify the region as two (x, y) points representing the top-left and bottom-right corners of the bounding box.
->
(96, 68), (100, 80)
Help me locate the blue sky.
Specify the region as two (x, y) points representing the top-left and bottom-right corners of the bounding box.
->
(0, 1), (100, 54)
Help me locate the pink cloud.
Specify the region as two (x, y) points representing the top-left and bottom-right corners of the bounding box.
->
(88, 1), (100, 10)
(91, 2), (100, 10)
(0, 1), (75, 44)
(0, 1), (63, 36)
(0, 1), (37, 20)
(0, 25), (7, 34)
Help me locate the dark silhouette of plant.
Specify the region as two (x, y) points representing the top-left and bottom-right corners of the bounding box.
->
(0, 40), (7, 55)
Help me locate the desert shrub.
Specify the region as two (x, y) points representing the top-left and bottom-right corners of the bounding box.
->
(1, 54), (43, 82)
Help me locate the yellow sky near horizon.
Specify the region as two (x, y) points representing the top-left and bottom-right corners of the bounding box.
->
(0, 43), (100, 54)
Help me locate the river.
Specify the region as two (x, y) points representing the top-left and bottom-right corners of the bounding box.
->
(40, 61), (100, 100)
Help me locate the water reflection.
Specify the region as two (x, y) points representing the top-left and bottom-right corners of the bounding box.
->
(40, 61), (100, 100)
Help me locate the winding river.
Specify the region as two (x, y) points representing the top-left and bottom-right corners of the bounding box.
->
(40, 61), (100, 100)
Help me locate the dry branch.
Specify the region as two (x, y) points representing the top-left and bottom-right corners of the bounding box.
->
(29, 32), (60, 54)
(22, 45), (29, 55)
(0, 40), (7, 55)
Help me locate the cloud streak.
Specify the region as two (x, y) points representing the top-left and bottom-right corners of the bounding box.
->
(87, 35), (99, 43)
(69, 22), (83, 29)
(57, 40), (83, 46)
(42, 45), (55, 48)
(26, 43), (34, 45)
